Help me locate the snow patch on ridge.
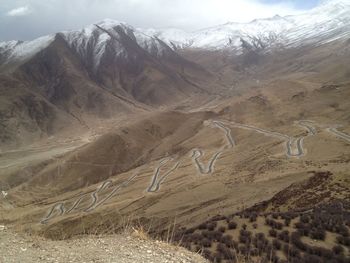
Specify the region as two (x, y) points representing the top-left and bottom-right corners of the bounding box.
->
(1, 0), (350, 66)
(0, 35), (54, 63)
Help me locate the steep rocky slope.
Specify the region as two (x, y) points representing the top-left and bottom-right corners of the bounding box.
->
(0, 21), (217, 149)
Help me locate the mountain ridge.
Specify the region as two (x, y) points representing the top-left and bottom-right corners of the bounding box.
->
(2, 0), (350, 64)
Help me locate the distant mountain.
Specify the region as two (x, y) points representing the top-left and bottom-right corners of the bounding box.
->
(2, 0), (350, 64)
(1, 0), (350, 148)
(0, 20), (213, 148)
(147, 0), (350, 51)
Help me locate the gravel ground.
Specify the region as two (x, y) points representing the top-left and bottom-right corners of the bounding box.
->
(0, 227), (208, 263)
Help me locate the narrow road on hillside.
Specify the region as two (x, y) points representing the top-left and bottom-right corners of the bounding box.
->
(191, 149), (222, 175)
(147, 158), (180, 193)
(298, 120), (317, 135)
(219, 120), (316, 158)
(212, 121), (236, 148)
(41, 203), (66, 224)
(191, 120), (235, 175)
(84, 180), (113, 212)
(92, 173), (139, 209)
(41, 173), (139, 223)
(65, 194), (88, 213)
(327, 127), (350, 143)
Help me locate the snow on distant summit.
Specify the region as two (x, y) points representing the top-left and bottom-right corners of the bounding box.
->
(153, 0), (350, 51)
(0, 35), (54, 63)
(0, 19), (171, 68)
(1, 0), (350, 66)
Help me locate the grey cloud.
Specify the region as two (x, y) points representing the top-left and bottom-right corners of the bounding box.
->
(0, 0), (304, 41)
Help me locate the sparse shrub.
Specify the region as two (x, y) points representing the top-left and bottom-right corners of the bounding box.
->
(297, 227), (310, 236)
(284, 218), (291, 227)
(282, 244), (300, 259)
(240, 229), (252, 237)
(218, 226), (226, 233)
(221, 234), (236, 249)
(303, 254), (323, 263)
(266, 218), (283, 230)
(182, 242), (191, 250)
(317, 247), (334, 259)
(269, 229), (277, 238)
(289, 246), (300, 258)
(296, 240), (307, 252)
(239, 235), (249, 244)
(272, 239), (282, 250)
(253, 223), (258, 229)
(282, 244), (290, 256)
(250, 248), (259, 256)
(195, 245), (201, 252)
(249, 212), (258, 222)
(264, 244), (274, 256)
(202, 248), (212, 259)
(228, 221), (237, 230)
(184, 228), (195, 234)
(242, 212), (250, 219)
(189, 233), (202, 243)
(198, 223), (207, 230)
(201, 238), (212, 248)
(242, 223), (247, 230)
(256, 232), (265, 241)
(337, 236), (350, 246)
(238, 244), (249, 255)
(333, 245), (344, 255)
(300, 214), (310, 224)
(274, 222), (283, 230)
(207, 221), (217, 231)
(336, 225), (349, 237)
(213, 252), (223, 263)
(310, 228), (326, 241)
(212, 215), (227, 221)
(202, 230), (222, 242)
(278, 230), (290, 243)
(217, 243), (235, 260)
(212, 230), (223, 241)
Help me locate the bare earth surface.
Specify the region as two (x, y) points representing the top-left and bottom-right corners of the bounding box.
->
(0, 228), (207, 263)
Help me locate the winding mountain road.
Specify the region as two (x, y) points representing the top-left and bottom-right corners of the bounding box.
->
(41, 173), (139, 223)
(85, 171), (139, 212)
(298, 120), (317, 135)
(327, 128), (350, 143)
(41, 203), (66, 224)
(286, 137), (304, 157)
(40, 118), (349, 224)
(212, 121), (236, 148)
(84, 180), (113, 212)
(65, 194), (88, 213)
(191, 149), (222, 175)
(219, 120), (316, 158)
(147, 158), (180, 193)
(191, 120), (236, 175)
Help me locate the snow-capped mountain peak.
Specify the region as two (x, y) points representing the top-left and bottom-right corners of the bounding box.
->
(152, 0), (350, 51)
(1, 0), (350, 67)
(0, 35), (55, 64)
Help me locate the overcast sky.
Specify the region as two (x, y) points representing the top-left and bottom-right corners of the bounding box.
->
(0, 0), (321, 42)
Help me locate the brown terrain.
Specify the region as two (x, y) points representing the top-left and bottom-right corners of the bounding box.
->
(0, 21), (350, 263)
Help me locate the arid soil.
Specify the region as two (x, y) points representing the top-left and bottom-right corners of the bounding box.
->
(0, 35), (350, 263)
(0, 226), (208, 263)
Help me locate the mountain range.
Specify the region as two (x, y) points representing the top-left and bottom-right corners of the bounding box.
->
(0, 1), (350, 262)
(1, 0), (350, 149)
